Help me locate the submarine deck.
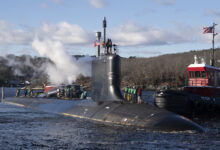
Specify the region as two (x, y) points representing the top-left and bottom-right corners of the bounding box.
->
(3, 97), (204, 132)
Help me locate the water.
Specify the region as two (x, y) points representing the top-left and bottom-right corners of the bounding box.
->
(0, 87), (17, 98)
(0, 88), (220, 149)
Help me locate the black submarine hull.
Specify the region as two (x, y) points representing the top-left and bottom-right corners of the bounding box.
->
(3, 97), (203, 132)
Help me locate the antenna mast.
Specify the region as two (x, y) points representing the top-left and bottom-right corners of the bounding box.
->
(103, 17), (107, 44)
(103, 17), (107, 54)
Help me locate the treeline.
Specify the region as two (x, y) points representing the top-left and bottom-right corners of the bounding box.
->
(0, 54), (49, 86)
(1, 48), (220, 89)
(121, 48), (220, 89)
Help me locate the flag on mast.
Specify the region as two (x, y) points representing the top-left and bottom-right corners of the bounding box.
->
(203, 26), (214, 34)
(94, 41), (100, 47)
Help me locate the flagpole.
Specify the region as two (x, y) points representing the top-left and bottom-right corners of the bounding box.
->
(211, 23), (218, 66)
(212, 23), (215, 66)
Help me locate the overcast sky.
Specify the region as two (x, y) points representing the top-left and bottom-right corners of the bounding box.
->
(0, 0), (220, 57)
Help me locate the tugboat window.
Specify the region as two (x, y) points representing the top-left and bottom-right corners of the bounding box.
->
(201, 71), (206, 78)
(189, 71), (194, 78)
(195, 71), (201, 78)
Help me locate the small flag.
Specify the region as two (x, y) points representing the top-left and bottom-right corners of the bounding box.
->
(203, 26), (213, 34)
(94, 41), (100, 47)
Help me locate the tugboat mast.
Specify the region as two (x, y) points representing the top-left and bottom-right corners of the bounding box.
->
(211, 23), (218, 66)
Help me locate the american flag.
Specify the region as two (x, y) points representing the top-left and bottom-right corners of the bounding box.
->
(203, 26), (213, 34)
(94, 41), (100, 47)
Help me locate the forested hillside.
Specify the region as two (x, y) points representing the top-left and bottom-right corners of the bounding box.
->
(121, 48), (220, 89)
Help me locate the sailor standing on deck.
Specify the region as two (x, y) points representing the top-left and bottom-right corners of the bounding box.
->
(65, 86), (70, 98)
(133, 86), (137, 103)
(130, 87), (134, 102)
(124, 86), (128, 101)
(129, 87), (132, 102)
(102, 40), (106, 54)
(24, 87), (28, 97)
(16, 89), (20, 97)
(137, 86), (142, 104)
(106, 39), (112, 54)
(127, 87), (131, 101)
(30, 88), (33, 97)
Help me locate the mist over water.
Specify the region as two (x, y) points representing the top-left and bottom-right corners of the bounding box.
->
(32, 37), (92, 85)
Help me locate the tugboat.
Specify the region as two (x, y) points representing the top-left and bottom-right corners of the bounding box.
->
(155, 23), (220, 116)
(155, 56), (220, 115)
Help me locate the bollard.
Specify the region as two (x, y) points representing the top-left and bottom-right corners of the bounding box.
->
(1, 87), (5, 102)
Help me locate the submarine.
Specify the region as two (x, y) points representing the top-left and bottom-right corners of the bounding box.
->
(2, 17), (204, 132)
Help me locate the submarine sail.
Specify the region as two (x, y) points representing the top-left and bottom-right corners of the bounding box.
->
(92, 55), (123, 102)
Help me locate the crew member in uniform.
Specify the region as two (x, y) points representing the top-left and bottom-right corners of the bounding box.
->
(137, 86), (142, 104)
(124, 86), (128, 101)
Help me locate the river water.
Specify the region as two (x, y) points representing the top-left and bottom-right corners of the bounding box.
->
(0, 88), (220, 150)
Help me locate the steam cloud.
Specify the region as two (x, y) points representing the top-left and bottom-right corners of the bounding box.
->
(6, 55), (41, 77)
(32, 37), (92, 85)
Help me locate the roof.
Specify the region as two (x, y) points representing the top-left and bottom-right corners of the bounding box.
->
(188, 63), (220, 71)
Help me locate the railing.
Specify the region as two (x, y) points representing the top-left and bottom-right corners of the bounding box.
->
(185, 78), (209, 86)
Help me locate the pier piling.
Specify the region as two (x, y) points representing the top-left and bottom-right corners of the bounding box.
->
(1, 87), (5, 102)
